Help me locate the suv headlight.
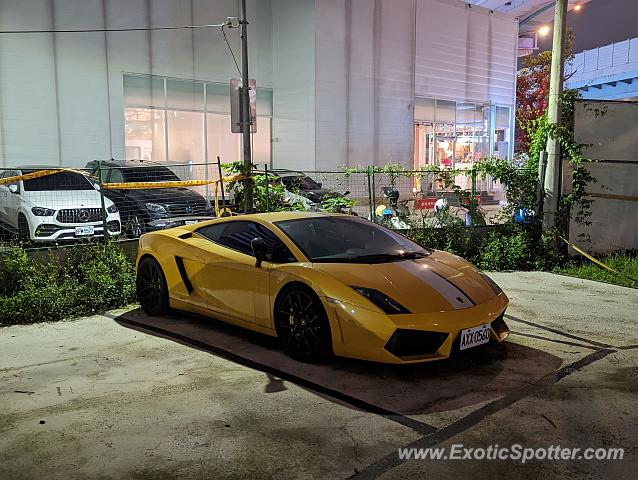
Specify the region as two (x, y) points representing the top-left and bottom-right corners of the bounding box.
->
(107, 204), (118, 213)
(479, 272), (502, 295)
(351, 286), (410, 314)
(31, 207), (55, 216)
(145, 202), (167, 214)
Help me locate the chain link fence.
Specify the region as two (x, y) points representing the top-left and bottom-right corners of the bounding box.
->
(0, 161), (529, 249)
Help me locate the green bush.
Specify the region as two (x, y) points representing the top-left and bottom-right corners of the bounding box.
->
(0, 241), (136, 326)
(404, 224), (562, 272)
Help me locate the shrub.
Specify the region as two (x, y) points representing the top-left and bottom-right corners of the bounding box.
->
(0, 241), (136, 326)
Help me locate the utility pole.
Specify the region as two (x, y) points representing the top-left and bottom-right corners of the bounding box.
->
(240, 0), (253, 213)
(543, 0), (568, 230)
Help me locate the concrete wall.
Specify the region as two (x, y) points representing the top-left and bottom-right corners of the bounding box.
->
(568, 100), (638, 252)
(0, 0), (273, 168)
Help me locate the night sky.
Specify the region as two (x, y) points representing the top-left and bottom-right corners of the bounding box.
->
(537, 0), (638, 53)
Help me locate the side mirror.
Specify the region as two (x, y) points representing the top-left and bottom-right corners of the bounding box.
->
(8, 184), (19, 194)
(251, 237), (267, 268)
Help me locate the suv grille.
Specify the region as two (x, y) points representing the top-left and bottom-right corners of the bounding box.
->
(56, 208), (102, 223)
(166, 203), (208, 215)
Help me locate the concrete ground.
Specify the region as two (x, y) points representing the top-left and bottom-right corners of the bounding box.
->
(1, 272), (637, 479)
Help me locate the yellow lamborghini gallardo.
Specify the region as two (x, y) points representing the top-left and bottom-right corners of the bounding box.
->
(136, 212), (509, 364)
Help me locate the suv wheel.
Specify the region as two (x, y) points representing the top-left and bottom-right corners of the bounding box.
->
(18, 214), (31, 242)
(127, 213), (146, 238)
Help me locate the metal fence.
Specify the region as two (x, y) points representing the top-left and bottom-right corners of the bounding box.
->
(0, 161), (520, 248)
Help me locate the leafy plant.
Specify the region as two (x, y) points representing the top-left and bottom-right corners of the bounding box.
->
(0, 241), (136, 325)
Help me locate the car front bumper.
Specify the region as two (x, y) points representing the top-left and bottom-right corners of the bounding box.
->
(322, 292), (509, 364)
(30, 214), (121, 242)
(146, 215), (215, 231)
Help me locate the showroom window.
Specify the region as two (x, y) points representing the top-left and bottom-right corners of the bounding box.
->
(123, 74), (273, 168)
(413, 97), (513, 170)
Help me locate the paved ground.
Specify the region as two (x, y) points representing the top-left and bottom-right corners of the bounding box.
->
(1, 272), (637, 479)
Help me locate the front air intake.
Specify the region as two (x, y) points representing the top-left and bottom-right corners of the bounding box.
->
(385, 329), (449, 358)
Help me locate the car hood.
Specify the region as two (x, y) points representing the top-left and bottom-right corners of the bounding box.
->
(21, 190), (112, 209)
(313, 252), (495, 313)
(119, 187), (207, 204)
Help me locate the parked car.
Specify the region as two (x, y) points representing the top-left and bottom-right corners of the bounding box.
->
(136, 212), (509, 363)
(271, 170), (332, 204)
(0, 167), (121, 242)
(86, 160), (215, 237)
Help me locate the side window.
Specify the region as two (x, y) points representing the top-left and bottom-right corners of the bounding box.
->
(108, 168), (124, 183)
(199, 221), (296, 262)
(197, 222), (228, 242)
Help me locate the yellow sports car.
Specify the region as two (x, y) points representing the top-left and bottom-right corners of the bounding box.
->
(136, 212), (509, 364)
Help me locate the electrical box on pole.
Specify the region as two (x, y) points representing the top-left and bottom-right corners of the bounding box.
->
(230, 78), (257, 133)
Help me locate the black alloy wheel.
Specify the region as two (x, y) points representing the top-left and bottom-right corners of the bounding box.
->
(18, 214), (31, 242)
(275, 287), (331, 362)
(136, 257), (169, 316)
(127, 213), (146, 238)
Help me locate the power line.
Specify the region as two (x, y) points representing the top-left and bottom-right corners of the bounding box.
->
(221, 24), (242, 76)
(0, 23), (226, 35)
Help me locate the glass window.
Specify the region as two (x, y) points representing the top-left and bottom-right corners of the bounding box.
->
(122, 166), (180, 183)
(22, 171), (94, 191)
(251, 116), (272, 166)
(123, 75), (165, 108)
(166, 79), (204, 111)
(108, 168), (124, 183)
(124, 108), (166, 162)
(197, 222), (228, 242)
(207, 113), (240, 167)
(494, 106), (511, 160)
(275, 217), (427, 263)
(199, 220), (295, 262)
(167, 110), (204, 163)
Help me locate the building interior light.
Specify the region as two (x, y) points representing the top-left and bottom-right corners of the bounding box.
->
(538, 25), (551, 36)
(573, 4), (582, 11)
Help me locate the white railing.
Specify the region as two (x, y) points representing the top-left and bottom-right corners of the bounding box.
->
(566, 37), (638, 84)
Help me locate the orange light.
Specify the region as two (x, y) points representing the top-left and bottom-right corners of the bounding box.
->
(574, 4), (582, 11)
(538, 25), (551, 36)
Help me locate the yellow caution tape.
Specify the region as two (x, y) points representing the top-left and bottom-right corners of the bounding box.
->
(102, 174), (247, 190)
(0, 169), (65, 185)
(560, 236), (638, 284)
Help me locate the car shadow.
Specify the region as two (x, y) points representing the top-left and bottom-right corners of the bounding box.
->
(113, 308), (562, 417)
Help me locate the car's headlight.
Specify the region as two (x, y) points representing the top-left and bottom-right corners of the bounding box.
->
(351, 286), (410, 314)
(479, 272), (502, 295)
(31, 207), (55, 216)
(145, 202), (167, 214)
(107, 204), (118, 213)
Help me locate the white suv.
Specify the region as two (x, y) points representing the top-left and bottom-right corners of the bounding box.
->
(0, 168), (121, 242)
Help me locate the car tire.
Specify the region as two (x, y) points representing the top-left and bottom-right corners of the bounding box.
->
(136, 256), (170, 316)
(127, 212), (146, 238)
(17, 214), (31, 243)
(274, 285), (332, 362)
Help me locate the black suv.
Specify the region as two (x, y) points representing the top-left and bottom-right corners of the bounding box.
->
(272, 170), (332, 203)
(86, 160), (214, 237)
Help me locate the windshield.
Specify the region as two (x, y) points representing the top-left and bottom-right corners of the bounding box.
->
(122, 167), (180, 183)
(22, 171), (94, 191)
(282, 175), (321, 190)
(275, 216), (429, 263)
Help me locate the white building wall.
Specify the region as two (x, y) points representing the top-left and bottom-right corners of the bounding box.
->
(0, 0), (273, 168)
(315, 0), (417, 169)
(415, 0), (517, 106)
(0, 0), (62, 166)
(271, 0), (315, 171)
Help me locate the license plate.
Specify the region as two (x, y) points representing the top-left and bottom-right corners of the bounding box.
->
(459, 323), (491, 351)
(184, 220), (197, 225)
(75, 225), (95, 236)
